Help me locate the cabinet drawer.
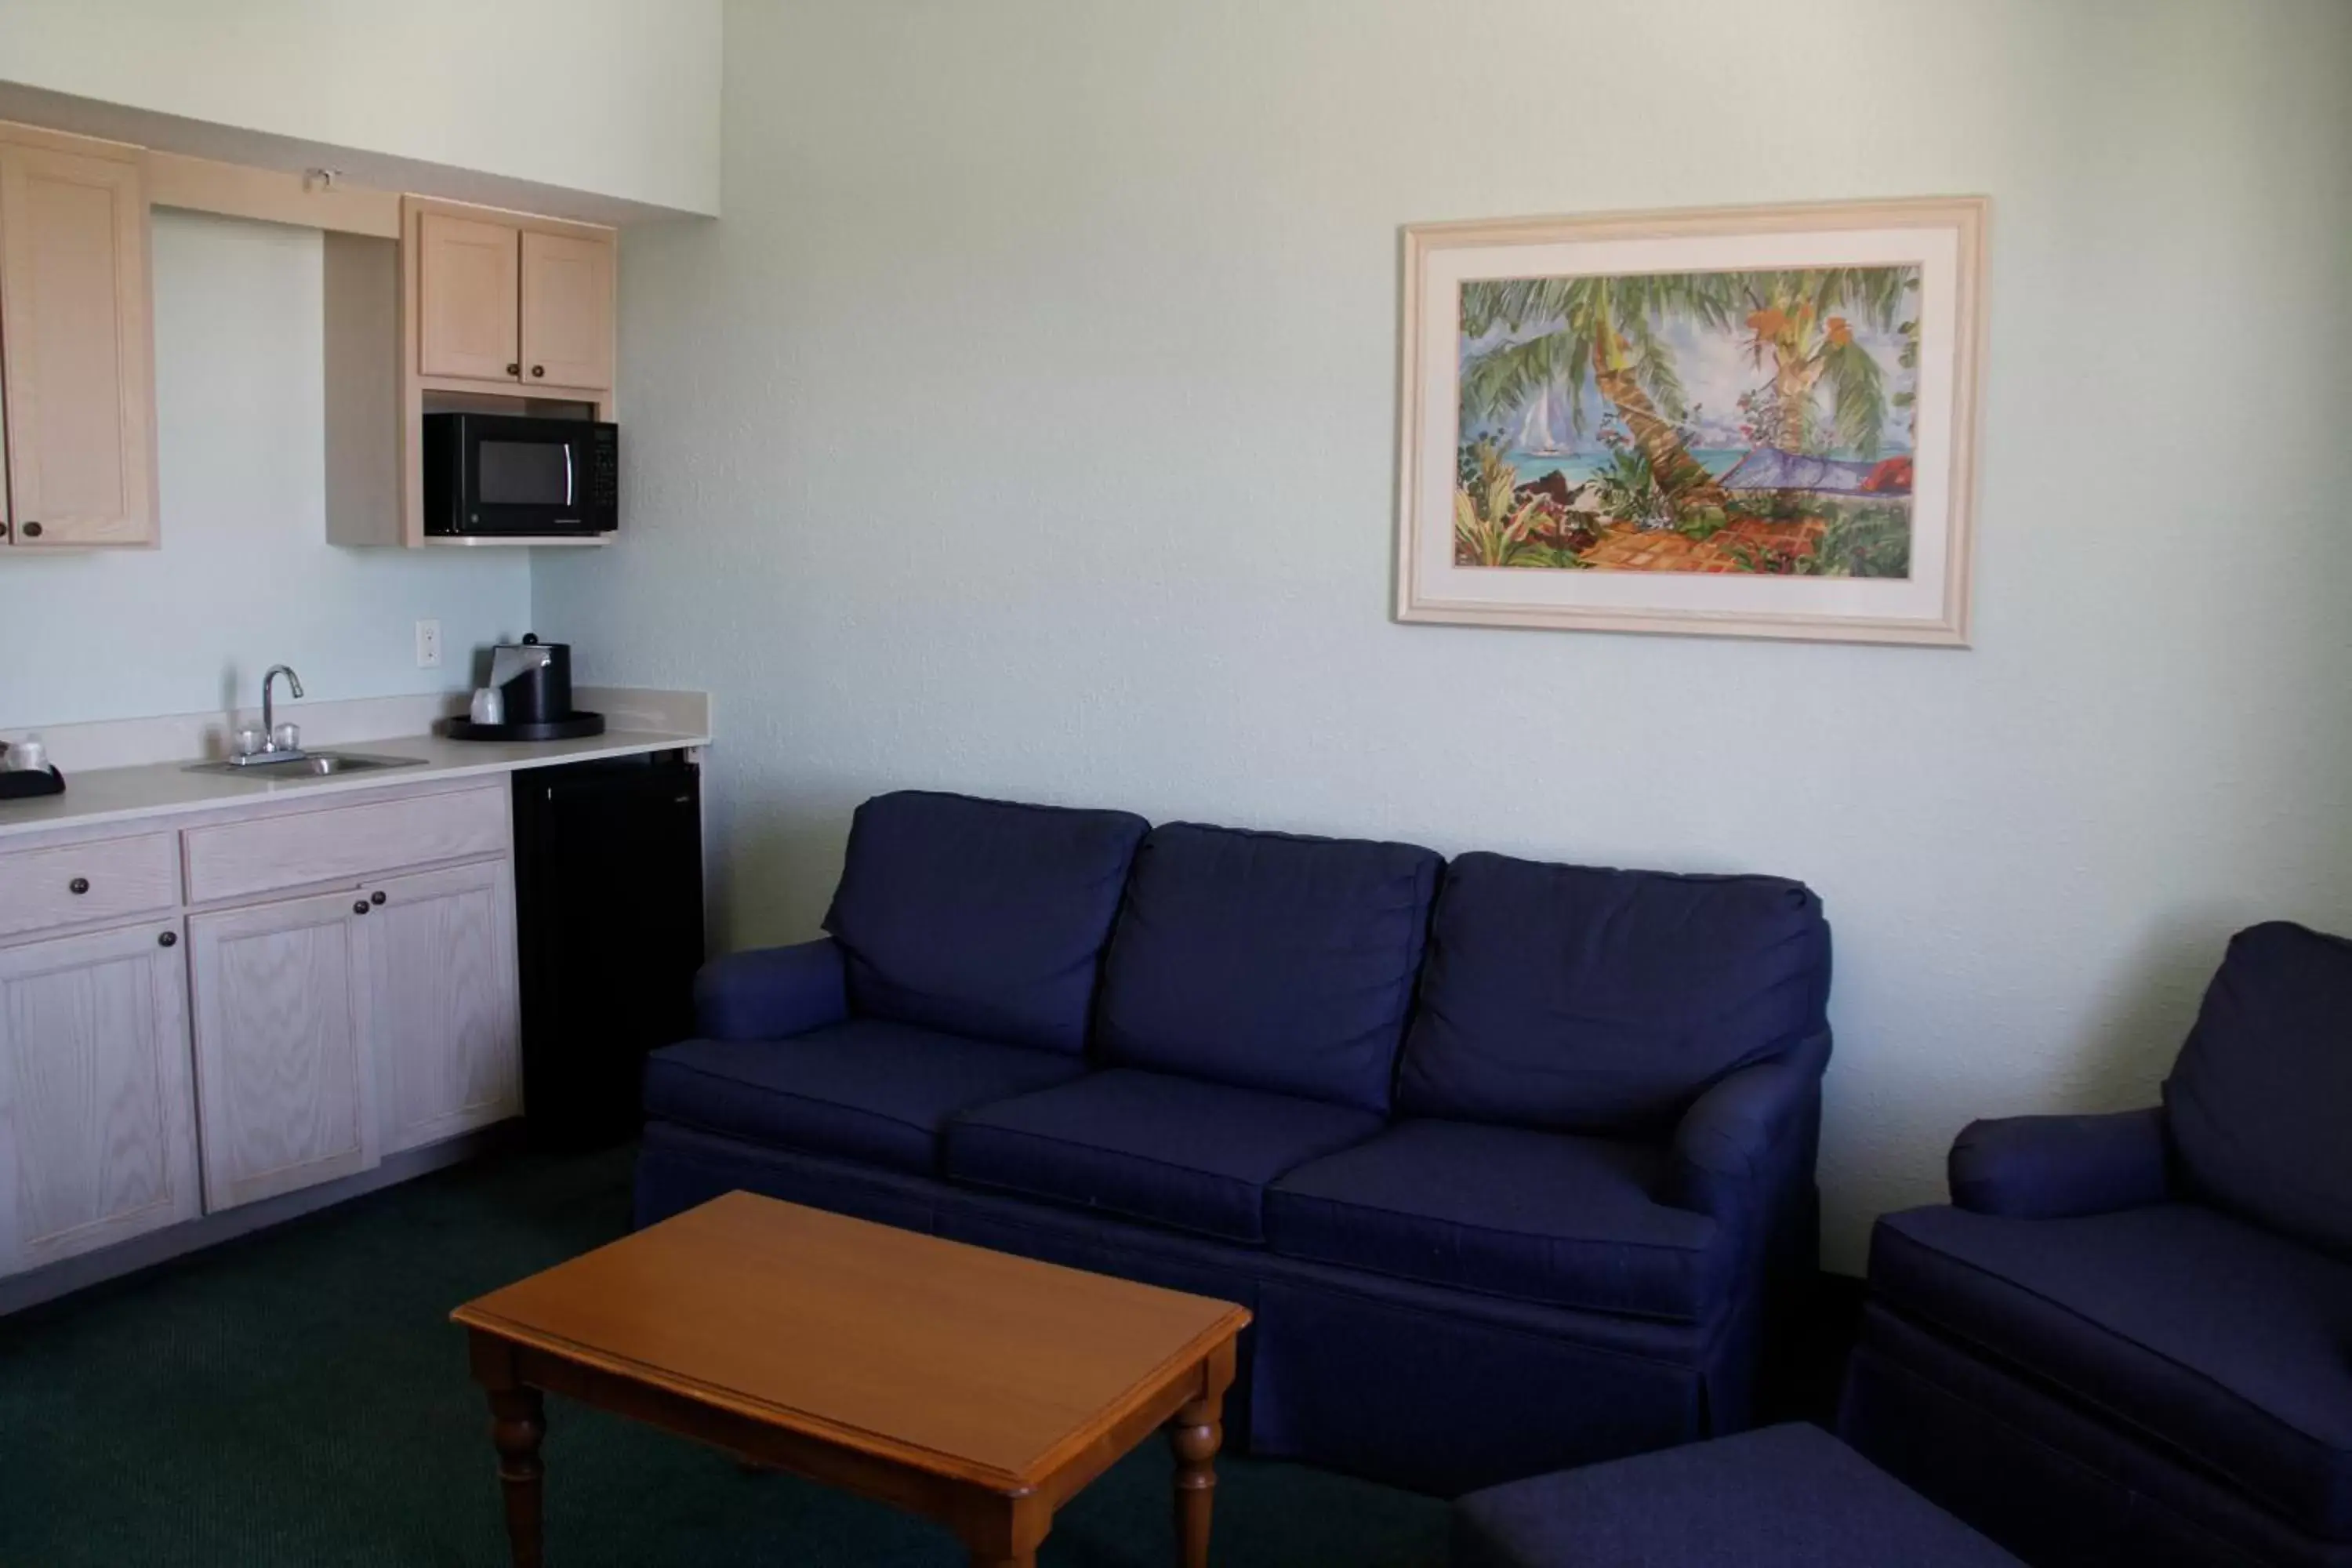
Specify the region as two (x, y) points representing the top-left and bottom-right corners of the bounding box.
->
(183, 785), (509, 905)
(0, 833), (180, 939)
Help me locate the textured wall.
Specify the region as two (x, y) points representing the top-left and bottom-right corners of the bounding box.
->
(0, 212), (532, 729)
(0, 0), (723, 215)
(535, 0), (2352, 1268)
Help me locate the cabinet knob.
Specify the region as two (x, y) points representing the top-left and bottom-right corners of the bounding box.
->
(506, 362), (521, 377)
(68, 877), (90, 895)
(158, 931), (177, 948)
(530, 365), (546, 378)
(21, 521), (41, 539)
(370, 890), (387, 906)
(354, 900), (370, 916)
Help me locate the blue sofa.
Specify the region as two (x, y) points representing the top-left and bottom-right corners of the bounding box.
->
(634, 790), (1834, 1495)
(1842, 921), (2352, 1566)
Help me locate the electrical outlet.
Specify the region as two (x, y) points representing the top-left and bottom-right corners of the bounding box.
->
(415, 619), (442, 670)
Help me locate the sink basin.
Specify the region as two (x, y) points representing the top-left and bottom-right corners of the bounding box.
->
(183, 750), (428, 779)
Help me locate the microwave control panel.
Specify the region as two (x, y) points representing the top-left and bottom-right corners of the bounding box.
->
(589, 427), (620, 510)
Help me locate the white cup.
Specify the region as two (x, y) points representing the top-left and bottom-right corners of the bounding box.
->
(470, 687), (505, 727)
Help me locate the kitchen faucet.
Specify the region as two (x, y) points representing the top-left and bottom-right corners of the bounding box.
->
(261, 665), (304, 753)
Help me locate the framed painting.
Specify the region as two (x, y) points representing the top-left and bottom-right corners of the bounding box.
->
(1395, 197), (1985, 644)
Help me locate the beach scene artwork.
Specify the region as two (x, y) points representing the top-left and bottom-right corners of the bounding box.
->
(1454, 263), (1921, 577)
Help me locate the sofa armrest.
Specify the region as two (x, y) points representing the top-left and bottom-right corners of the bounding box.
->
(1948, 1108), (2169, 1218)
(692, 938), (849, 1040)
(1663, 1030), (1832, 1221)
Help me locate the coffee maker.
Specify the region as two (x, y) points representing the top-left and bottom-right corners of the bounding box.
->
(447, 634), (606, 742)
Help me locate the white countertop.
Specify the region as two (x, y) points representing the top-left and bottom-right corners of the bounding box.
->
(0, 726), (707, 842)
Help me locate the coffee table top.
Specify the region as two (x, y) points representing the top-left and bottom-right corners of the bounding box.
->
(452, 1192), (1249, 1493)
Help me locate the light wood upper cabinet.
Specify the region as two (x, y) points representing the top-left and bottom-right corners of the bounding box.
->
(519, 230), (615, 391)
(0, 129), (158, 547)
(417, 211), (523, 383)
(412, 202), (613, 393)
(187, 889), (379, 1213)
(0, 921), (198, 1274)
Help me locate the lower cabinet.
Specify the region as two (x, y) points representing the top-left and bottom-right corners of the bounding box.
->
(1, 780), (533, 1284)
(188, 888), (379, 1211)
(0, 920), (199, 1273)
(370, 860), (521, 1155)
(186, 858), (524, 1213)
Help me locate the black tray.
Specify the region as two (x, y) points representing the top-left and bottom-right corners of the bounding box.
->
(0, 765), (66, 800)
(445, 712), (606, 743)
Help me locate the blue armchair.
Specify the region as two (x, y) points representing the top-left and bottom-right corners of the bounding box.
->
(1842, 920), (2352, 1567)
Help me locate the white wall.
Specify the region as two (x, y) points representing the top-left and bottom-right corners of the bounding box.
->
(0, 0), (722, 216)
(0, 211), (531, 728)
(535, 0), (2352, 1268)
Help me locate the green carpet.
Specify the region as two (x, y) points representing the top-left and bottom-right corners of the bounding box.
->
(0, 1150), (1448, 1566)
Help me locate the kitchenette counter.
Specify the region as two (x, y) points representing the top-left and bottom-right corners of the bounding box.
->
(0, 728), (706, 843)
(0, 687), (710, 844)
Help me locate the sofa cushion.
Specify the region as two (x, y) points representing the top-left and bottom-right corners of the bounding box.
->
(1456, 1422), (2021, 1568)
(2164, 920), (2352, 1258)
(642, 1019), (1087, 1175)
(822, 790), (1149, 1054)
(1871, 1201), (2352, 1540)
(942, 1068), (1383, 1243)
(1094, 822), (1442, 1112)
(1265, 1119), (1725, 1321)
(1397, 852), (1828, 1134)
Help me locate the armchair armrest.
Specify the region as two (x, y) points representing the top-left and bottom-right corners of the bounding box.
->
(1663, 1030), (1831, 1221)
(692, 938), (848, 1041)
(1948, 1108), (2169, 1218)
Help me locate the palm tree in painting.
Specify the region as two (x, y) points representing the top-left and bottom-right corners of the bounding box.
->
(1733, 267), (1911, 458)
(1461, 276), (1732, 514)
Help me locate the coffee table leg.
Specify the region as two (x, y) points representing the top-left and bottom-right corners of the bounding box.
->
(488, 1385), (546, 1567)
(1168, 1392), (1223, 1568)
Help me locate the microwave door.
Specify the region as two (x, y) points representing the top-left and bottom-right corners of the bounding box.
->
(474, 435), (578, 533)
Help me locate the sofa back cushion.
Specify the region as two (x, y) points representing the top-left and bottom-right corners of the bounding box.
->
(2165, 920), (2352, 1258)
(1396, 852), (1829, 1134)
(1094, 822), (1443, 1113)
(822, 791), (1149, 1054)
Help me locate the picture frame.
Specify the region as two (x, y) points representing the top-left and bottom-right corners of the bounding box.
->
(1394, 197), (1986, 645)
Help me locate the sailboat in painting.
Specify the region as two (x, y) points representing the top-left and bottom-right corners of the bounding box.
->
(1510, 379), (1574, 457)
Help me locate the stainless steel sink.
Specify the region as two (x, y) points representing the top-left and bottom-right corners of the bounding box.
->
(183, 750), (428, 779)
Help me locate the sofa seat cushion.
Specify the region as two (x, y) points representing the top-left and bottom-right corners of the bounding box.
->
(822, 791), (1149, 1054)
(642, 1020), (1087, 1175)
(1872, 1202), (2352, 1540)
(1455, 1423), (2022, 1568)
(1265, 1120), (1725, 1321)
(1094, 822), (1442, 1112)
(1398, 851), (1828, 1134)
(942, 1069), (1384, 1243)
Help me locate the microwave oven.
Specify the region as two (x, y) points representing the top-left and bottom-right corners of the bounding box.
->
(422, 413), (618, 539)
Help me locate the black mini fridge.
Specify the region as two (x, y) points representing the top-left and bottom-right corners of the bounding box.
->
(512, 751), (706, 1149)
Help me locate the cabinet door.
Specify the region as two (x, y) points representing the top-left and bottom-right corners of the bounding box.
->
(517, 229), (614, 391)
(0, 922), (197, 1276)
(0, 140), (157, 546)
(188, 891), (377, 1212)
(368, 860), (521, 1155)
(417, 212), (521, 382)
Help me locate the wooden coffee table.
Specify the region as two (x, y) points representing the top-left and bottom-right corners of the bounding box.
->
(451, 1191), (1250, 1566)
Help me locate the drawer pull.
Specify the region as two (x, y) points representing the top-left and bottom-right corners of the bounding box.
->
(354, 900), (371, 916)
(158, 931), (177, 948)
(371, 890), (387, 906)
(68, 877), (90, 895)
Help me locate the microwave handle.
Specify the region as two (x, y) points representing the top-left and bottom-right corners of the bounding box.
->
(564, 442), (575, 507)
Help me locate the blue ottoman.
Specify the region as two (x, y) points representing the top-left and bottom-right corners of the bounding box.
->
(1453, 1424), (2021, 1566)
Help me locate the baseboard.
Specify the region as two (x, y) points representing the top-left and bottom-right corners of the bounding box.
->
(0, 1121), (520, 1317)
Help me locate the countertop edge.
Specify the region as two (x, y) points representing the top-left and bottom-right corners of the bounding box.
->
(0, 730), (710, 844)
